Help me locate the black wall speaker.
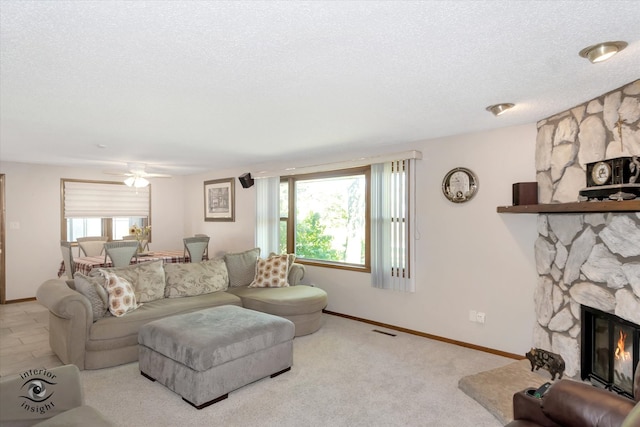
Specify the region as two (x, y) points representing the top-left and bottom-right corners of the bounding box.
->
(238, 172), (254, 189)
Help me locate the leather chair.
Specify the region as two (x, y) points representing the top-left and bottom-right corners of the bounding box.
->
(506, 361), (640, 427)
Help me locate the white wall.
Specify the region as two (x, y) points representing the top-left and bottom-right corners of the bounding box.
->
(0, 161), (185, 300)
(182, 171), (257, 258)
(182, 123), (540, 356)
(1, 122), (539, 356)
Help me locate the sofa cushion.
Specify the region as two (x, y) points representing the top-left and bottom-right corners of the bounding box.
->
(224, 248), (260, 287)
(73, 273), (109, 321)
(226, 285), (328, 316)
(90, 260), (165, 303)
(98, 270), (140, 317)
(87, 292), (242, 344)
(164, 258), (229, 298)
(249, 254), (289, 288)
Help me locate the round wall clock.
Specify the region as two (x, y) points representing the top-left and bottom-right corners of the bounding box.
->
(442, 167), (478, 203)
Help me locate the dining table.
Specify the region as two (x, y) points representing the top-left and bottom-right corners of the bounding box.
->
(57, 250), (203, 278)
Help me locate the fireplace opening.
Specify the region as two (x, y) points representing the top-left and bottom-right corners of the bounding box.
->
(581, 305), (639, 398)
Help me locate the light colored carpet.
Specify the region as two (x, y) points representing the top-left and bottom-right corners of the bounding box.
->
(81, 314), (514, 427)
(458, 359), (550, 425)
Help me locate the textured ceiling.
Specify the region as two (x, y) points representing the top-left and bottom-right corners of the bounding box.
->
(1, 1), (639, 176)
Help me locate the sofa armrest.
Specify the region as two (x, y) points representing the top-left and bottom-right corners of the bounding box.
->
(542, 379), (636, 427)
(288, 263), (305, 286)
(36, 280), (92, 369)
(510, 389), (560, 427)
(37, 279), (92, 323)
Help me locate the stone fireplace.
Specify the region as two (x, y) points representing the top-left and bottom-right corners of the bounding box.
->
(532, 79), (640, 378)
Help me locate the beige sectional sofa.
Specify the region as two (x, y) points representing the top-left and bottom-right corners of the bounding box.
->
(36, 249), (328, 370)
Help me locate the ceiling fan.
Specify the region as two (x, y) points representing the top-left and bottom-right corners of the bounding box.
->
(104, 163), (172, 187)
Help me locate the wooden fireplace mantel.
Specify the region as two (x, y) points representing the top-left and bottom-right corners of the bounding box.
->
(496, 200), (640, 214)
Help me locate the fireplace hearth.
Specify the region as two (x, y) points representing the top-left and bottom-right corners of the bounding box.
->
(581, 305), (639, 398)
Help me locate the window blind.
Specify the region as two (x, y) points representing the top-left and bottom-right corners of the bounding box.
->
(63, 181), (150, 218)
(371, 159), (416, 292)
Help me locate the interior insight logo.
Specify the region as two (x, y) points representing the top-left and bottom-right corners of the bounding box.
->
(19, 369), (57, 415)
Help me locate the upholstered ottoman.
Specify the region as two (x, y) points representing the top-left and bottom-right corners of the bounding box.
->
(226, 285), (328, 336)
(138, 305), (294, 409)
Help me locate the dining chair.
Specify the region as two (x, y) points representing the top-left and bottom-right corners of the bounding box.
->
(104, 241), (139, 267)
(194, 234), (209, 258)
(60, 240), (76, 280)
(183, 236), (210, 263)
(77, 236), (108, 257)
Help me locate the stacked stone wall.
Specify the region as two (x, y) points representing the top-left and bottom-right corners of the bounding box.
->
(532, 80), (640, 377)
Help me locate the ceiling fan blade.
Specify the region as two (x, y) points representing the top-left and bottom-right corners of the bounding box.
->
(143, 173), (172, 178)
(103, 163), (173, 178)
(103, 169), (134, 176)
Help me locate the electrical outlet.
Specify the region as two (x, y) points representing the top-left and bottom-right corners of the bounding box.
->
(476, 312), (486, 324)
(469, 310), (477, 322)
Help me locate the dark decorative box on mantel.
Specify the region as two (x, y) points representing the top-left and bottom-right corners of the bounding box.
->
(512, 182), (538, 206)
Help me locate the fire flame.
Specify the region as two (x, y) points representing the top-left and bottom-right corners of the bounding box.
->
(614, 330), (631, 361)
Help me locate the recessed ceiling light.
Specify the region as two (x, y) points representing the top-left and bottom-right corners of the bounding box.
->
(96, 144), (107, 149)
(579, 41), (628, 63)
(485, 103), (515, 116)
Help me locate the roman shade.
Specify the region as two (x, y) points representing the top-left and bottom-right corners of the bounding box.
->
(63, 180), (150, 218)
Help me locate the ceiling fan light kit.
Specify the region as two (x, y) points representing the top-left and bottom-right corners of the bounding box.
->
(124, 176), (150, 188)
(104, 162), (172, 188)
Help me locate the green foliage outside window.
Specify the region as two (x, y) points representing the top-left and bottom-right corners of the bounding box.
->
(295, 212), (343, 260)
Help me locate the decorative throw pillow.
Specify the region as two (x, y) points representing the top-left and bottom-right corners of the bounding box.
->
(73, 273), (108, 321)
(249, 254), (290, 288)
(164, 257), (229, 298)
(269, 252), (296, 274)
(90, 260), (165, 303)
(97, 270), (140, 317)
(224, 248), (260, 287)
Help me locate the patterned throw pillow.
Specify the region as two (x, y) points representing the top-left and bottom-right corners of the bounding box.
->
(90, 260), (165, 303)
(249, 254), (290, 288)
(269, 252), (296, 274)
(73, 273), (109, 321)
(97, 270), (140, 317)
(164, 257), (229, 298)
(224, 248), (261, 287)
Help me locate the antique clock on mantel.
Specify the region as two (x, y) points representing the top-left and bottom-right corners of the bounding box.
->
(579, 156), (640, 201)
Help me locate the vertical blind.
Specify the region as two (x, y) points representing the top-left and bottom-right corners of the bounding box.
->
(255, 176), (280, 255)
(63, 180), (150, 218)
(371, 159), (415, 292)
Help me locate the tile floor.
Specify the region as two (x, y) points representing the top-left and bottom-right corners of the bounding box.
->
(0, 301), (62, 377)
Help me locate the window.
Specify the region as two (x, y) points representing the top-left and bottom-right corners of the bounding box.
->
(61, 179), (151, 242)
(280, 167), (370, 271)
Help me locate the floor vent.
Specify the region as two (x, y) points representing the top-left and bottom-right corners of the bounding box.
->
(372, 329), (397, 337)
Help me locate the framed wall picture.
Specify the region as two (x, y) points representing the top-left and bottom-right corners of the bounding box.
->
(204, 178), (235, 222)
